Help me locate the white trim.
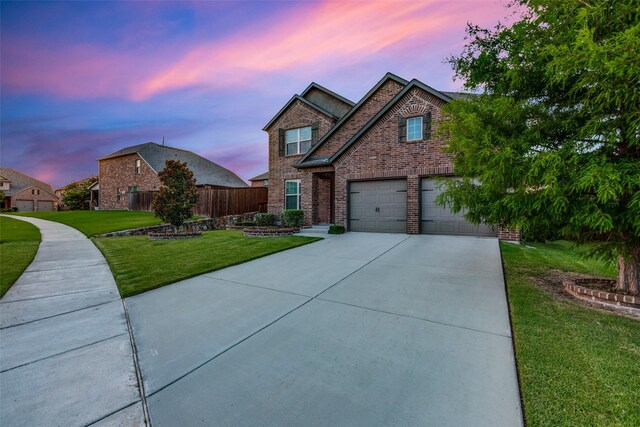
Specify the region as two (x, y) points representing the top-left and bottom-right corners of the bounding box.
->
(284, 179), (301, 210)
(406, 116), (423, 141)
(285, 127), (312, 156)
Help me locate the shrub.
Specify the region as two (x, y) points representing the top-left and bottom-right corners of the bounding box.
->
(281, 210), (304, 228)
(255, 213), (275, 227)
(328, 224), (345, 234)
(1, 207), (18, 212)
(152, 160), (199, 231)
(62, 176), (98, 210)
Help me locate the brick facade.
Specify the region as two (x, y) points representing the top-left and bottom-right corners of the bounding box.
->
(10, 186), (58, 211)
(265, 74), (519, 240)
(99, 153), (161, 210)
(266, 99), (336, 224)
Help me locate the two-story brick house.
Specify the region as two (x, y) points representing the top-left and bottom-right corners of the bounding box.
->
(98, 142), (247, 210)
(264, 72), (509, 238)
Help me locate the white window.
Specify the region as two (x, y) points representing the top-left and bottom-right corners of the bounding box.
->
(135, 159), (141, 175)
(285, 127), (312, 155)
(407, 116), (423, 141)
(285, 180), (301, 210)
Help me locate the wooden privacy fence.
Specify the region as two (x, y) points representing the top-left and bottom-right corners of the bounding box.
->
(128, 187), (268, 218)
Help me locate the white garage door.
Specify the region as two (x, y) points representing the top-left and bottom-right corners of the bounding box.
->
(421, 178), (497, 237)
(349, 180), (407, 233)
(37, 200), (54, 212)
(14, 200), (34, 212)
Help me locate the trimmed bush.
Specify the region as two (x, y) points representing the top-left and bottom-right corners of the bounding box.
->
(1, 207), (18, 212)
(281, 210), (304, 228)
(328, 224), (346, 234)
(255, 213), (275, 227)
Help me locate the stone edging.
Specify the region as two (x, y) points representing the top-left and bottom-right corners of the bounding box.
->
(563, 278), (639, 313)
(243, 227), (300, 237)
(149, 231), (202, 240)
(96, 212), (258, 237)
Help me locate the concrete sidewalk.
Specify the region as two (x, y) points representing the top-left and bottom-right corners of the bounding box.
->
(0, 216), (145, 426)
(127, 232), (523, 426)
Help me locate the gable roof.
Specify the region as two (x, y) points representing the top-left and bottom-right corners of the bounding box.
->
(262, 94), (339, 131)
(300, 82), (355, 107)
(0, 167), (56, 197)
(99, 142), (247, 187)
(249, 172), (269, 181)
(328, 79), (454, 163)
(296, 72), (409, 166)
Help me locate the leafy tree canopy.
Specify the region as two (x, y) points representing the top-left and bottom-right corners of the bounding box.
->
(152, 160), (199, 231)
(439, 0), (640, 293)
(62, 176), (98, 210)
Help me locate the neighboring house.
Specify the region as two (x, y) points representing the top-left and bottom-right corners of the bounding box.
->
(0, 167), (58, 212)
(56, 176), (99, 209)
(264, 72), (515, 239)
(249, 172), (269, 188)
(98, 142), (248, 210)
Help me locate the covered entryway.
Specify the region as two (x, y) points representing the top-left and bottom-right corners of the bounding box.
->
(421, 178), (497, 237)
(349, 179), (407, 233)
(14, 200), (34, 212)
(37, 200), (54, 212)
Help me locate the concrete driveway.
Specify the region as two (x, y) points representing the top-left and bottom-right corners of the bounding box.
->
(127, 233), (523, 426)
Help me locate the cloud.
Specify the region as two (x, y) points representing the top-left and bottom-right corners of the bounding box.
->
(2, 1), (509, 101)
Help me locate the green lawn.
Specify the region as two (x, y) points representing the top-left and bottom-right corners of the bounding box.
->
(12, 210), (161, 236)
(93, 230), (320, 297)
(501, 241), (640, 427)
(0, 216), (41, 297)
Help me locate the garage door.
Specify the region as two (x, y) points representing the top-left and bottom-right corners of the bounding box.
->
(421, 178), (497, 237)
(37, 200), (54, 212)
(349, 180), (406, 233)
(14, 200), (34, 212)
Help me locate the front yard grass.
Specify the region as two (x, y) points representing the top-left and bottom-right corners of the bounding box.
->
(12, 210), (161, 236)
(501, 241), (640, 427)
(0, 216), (41, 297)
(93, 230), (321, 298)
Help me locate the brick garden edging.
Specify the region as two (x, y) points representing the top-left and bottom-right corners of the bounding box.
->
(563, 278), (640, 316)
(243, 227), (300, 237)
(96, 212), (258, 237)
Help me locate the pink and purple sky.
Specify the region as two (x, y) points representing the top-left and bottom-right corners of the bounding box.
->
(1, 0), (510, 188)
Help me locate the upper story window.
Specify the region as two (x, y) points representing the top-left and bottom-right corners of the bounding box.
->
(407, 117), (423, 141)
(135, 159), (141, 175)
(285, 127), (312, 156)
(399, 112), (432, 143)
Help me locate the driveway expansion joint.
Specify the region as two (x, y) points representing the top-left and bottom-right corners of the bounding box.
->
(0, 332), (128, 374)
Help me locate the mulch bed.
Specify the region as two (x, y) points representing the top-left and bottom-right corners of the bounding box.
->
(530, 270), (639, 318)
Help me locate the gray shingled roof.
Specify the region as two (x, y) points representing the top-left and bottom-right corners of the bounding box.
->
(249, 172), (269, 181)
(99, 142), (247, 187)
(0, 167), (56, 197)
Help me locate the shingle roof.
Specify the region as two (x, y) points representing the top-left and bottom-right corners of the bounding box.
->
(99, 142), (247, 187)
(249, 172), (269, 181)
(0, 167), (56, 197)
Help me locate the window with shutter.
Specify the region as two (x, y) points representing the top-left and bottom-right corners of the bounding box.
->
(423, 112), (432, 140)
(398, 116), (407, 143)
(311, 123), (319, 146)
(284, 126), (312, 155)
(278, 128), (285, 156)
